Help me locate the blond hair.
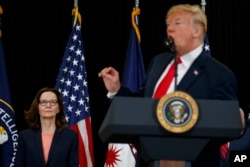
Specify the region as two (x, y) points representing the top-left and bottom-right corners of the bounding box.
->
(167, 4), (207, 39)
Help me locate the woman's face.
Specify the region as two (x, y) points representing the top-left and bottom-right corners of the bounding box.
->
(38, 91), (60, 119)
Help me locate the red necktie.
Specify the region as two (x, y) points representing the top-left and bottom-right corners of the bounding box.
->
(220, 143), (229, 160)
(153, 57), (182, 99)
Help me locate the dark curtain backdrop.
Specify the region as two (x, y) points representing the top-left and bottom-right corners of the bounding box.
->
(1, 0), (249, 166)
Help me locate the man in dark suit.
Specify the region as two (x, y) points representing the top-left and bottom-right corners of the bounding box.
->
(221, 112), (250, 167)
(98, 4), (242, 167)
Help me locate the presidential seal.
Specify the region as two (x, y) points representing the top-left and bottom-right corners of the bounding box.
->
(156, 91), (199, 133)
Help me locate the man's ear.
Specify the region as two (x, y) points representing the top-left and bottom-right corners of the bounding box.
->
(192, 26), (201, 38)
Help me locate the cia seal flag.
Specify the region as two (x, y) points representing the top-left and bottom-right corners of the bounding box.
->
(0, 126), (8, 144)
(156, 91), (199, 133)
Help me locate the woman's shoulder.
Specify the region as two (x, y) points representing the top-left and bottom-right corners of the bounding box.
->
(60, 127), (78, 136)
(18, 128), (38, 139)
(19, 128), (37, 134)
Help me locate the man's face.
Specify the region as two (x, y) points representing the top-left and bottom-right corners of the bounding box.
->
(166, 11), (194, 51)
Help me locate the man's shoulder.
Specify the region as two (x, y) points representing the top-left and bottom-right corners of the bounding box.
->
(152, 51), (172, 62)
(205, 55), (234, 74)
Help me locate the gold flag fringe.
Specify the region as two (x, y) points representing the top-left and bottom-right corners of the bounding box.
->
(72, 7), (82, 27)
(0, 5), (3, 38)
(131, 7), (141, 42)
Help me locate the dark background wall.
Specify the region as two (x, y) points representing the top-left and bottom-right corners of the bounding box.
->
(1, 0), (249, 166)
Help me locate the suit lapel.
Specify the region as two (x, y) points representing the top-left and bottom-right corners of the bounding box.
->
(47, 129), (61, 165)
(35, 130), (46, 166)
(145, 52), (173, 96)
(177, 51), (207, 90)
(145, 51), (208, 96)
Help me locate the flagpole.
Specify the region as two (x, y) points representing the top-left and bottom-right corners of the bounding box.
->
(201, 0), (206, 13)
(134, 0), (139, 25)
(135, 0), (139, 7)
(74, 0), (78, 7)
(72, 0), (79, 26)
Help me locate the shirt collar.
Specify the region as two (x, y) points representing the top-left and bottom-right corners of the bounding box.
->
(179, 44), (203, 68)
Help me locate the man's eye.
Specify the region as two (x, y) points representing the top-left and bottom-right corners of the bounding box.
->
(174, 21), (182, 25)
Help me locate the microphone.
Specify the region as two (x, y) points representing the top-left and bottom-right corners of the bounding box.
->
(164, 37), (178, 91)
(164, 37), (176, 54)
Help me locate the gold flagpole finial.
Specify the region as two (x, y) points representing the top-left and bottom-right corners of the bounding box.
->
(0, 5), (3, 38)
(0, 6), (3, 14)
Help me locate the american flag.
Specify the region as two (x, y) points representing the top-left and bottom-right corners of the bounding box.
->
(203, 33), (211, 56)
(201, 3), (211, 57)
(55, 19), (94, 167)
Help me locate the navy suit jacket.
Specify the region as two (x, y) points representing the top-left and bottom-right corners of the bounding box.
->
(220, 127), (250, 167)
(230, 128), (250, 151)
(14, 128), (78, 167)
(117, 50), (239, 167)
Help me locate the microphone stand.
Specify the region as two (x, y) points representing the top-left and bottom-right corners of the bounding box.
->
(164, 38), (178, 91)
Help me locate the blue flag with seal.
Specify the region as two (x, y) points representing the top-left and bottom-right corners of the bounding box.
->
(104, 6), (145, 167)
(121, 8), (145, 92)
(0, 26), (18, 167)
